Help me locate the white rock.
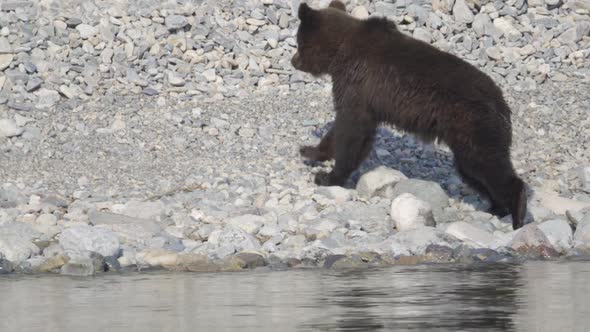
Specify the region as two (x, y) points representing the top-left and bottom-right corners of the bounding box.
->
(206, 226), (261, 258)
(76, 24), (98, 39)
(578, 166), (590, 192)
(490, 230), (518, 250)
(0, 36), (11, 54)
(168, 72), (185, 86)
(0, 54), (13, 70)
(59, 84), (79, 99)
(445, 221), (494, 248)
(36, 213), (57, 226)
(0, 235), (39, 263)
(14, 114), (33, 127)
(534, 190), (590, 215)
(0, 119), (23, 137)
(453, 0), (474, 24)
(59, 225), (120, 257)
(493, 17), (522, 40)
(380, 227), (460, 256)
(538, 219), (573, 253)
(413, 28), (432, 43)
(120, 200), (165, 220)
(136, 249), (178, 267)
(315, 186), (353, 203)
(246, 18), (266, 26)
(202, 68), (216, 82)
(111, 119), (126, 131)
(35, 88), (61, 108)
(356, 166), (407, 199)
(574, 215), (590, 247)
(226, 214), (265, 235)
(391, 193), (435, 231)
(351, 6), (369, 19)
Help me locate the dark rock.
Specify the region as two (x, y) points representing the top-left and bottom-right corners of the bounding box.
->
(142, 87), (159, 96)
(104, 256), (121, 272)
(323, 254), (347, 268)
(0, 258), (13, 274)
(232, 252), (267, 269)
(424, 244), (454, 262)
(26, 77), (43, 92)
(66, 17), (83, 28)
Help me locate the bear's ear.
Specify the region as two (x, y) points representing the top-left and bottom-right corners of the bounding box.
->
(328, 0), (346, 11)
(298, 3), (315, 22)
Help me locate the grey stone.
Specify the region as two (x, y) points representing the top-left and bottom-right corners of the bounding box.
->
(226, 214), (265, 235)
(1, 1), (33, 11)
(76, 24), (97, 39)
(0, 54), (13, 70)
(330, 201), (392, 234)
(579, 166), (590, 192)
(26, 77), (43, 92)
(538, 219), (573, 253)
(453, 0), (474, 24)
(445, 221), (494, 248)
(0, 258), (12, 274)
(390, 179), (450, 211)
(60, 257), (95, 276)
(35, 88), (60, 108)
(59, 225), (120, 257)
(567, 0), (590, 12)
(473, 13), (493, 36)
(0, 235), (39, 263)
(66, 17), (82, 28)
(165, 15), (188, 30)
(24, 61), (37, 73)
(574, 214), (590, 247)
(508, 224), (559, 258)
(232, 252), (267, 269)
(375, 1), (397, 17)
(119, 200), (165, 220)
(493, 17), (522, 40)
(381, 227), (460, 256)
(88, 211), (161, 246)
(356, 166), (407, 199)
(205, 226), (261, 259)
(0, 37), (11, 54)
(413, 28), (433, 43)
(0, 119), (23, 137)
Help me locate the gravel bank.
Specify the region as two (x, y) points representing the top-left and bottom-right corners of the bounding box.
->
(1, 0), (589, 275)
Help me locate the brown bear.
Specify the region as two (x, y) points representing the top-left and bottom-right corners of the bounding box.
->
(291, 1), (527, 230)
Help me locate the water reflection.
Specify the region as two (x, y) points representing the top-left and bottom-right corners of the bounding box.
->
(1, 262), (589, 331)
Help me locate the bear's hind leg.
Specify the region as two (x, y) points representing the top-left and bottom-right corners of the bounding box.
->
(315, 110), (376, 187)
(456, 154), (526, 230)
(455, 158), (509, 217)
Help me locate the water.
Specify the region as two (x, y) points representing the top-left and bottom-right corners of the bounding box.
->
(1, 261), (590, 332)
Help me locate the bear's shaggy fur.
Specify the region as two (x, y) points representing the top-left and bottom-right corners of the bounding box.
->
(292, 1), (527, 229)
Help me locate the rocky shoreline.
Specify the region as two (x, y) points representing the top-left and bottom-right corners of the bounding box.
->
(1, 0), (590, 276)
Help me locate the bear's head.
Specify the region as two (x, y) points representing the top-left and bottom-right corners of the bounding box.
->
(291, 1), (357, 76)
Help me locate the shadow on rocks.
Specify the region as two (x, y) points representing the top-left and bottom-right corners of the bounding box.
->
(307, 122), (457, 192)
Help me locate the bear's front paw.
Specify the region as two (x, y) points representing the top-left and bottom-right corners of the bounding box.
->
(300, 145), (320, 160)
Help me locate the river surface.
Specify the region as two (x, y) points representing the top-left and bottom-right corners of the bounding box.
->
(1, 261), (590, 331)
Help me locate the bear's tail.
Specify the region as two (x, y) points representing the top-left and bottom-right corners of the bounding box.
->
(509, 176), (527, 230)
